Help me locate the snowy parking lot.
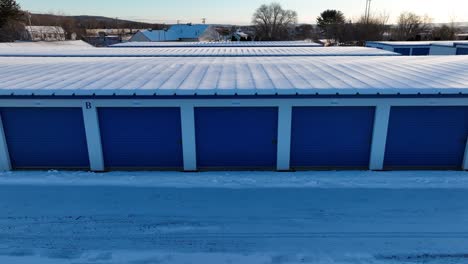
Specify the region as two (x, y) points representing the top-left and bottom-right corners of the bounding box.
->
(0, 171), (467, 264)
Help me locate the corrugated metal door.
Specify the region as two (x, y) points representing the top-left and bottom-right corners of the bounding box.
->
(291, 107), (375, 169)
(195, 107), (278, 169)
(98, 108), (183, 170)
(457, 48), (468, 55)
(1, 108), (89, 169)
(385, 107), (468, 170)
(411, 48), (430, 55)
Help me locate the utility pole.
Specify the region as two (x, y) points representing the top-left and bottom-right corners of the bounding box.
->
(365, 0), (372, 24)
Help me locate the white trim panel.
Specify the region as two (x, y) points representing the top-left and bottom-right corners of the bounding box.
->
(0, 113), (11, 171)
(82, 101), (105, 171)
(180, 105), (197, 171)
(369, 105), (391, 170)
(276, 104), (292, 171)
(463, 136), (468, 171)
(0, 98), (467, 108)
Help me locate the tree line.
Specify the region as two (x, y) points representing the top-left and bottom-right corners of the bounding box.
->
(0, 0), (463, 43)
(252, 3), (461, 43)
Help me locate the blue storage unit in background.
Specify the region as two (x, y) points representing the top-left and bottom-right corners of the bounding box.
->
(195, 107), (278, 169)
(394, 48), (411, 56)
(457, 48), (468, 55)
(290, 107), (375, 169)
(412, 48), (430, 56)
(385, 107), (468, 169)
(0, 108), (89, 169)
(98, 108), (183, 169)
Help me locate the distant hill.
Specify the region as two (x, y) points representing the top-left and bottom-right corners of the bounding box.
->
(30, 13), (163, 29)
(28, 13), (165, 39)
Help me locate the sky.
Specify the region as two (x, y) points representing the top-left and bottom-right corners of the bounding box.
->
(17, 0), (468, 25)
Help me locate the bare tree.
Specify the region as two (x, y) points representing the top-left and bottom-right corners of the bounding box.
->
(348, 13), (389, 44)
(393, 12), (433, 41)
(252, 3), (297, 41)
(432, 24), (458, 40)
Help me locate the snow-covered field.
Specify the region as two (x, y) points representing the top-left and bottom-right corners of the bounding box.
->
(0, 171), (467, 264)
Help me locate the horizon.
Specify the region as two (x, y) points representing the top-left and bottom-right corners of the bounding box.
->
(18, 0), (468, 25)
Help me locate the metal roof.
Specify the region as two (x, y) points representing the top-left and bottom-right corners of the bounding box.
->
(367, 41), (468, 47)
(0, 41), (93, 49)
(0, 56), (467, 96)
(110, 41), (323, 48)
(133, 25), (210, 41)
(0, 47), (399, 57)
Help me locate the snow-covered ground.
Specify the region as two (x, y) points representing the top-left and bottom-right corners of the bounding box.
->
(0, 170), (467, 264)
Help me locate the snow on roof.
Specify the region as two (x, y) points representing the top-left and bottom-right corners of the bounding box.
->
(111, 41), (322, 48)
(0, 47), (399, 57)
(0, 41), (93, 49)
(135, 24), (210, 41)
(0, 56), (466, 96)
(367, 40), (468, 47)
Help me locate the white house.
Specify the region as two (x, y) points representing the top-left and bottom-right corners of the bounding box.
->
(129, 24), (219, 42)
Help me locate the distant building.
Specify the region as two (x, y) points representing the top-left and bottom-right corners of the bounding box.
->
(366, 40), (468, 56)
(231, 30), (250, 41)
(86, 34), (121, 47)
(22, 26), (66, 41)
(129, 24), (219, 42)
(456, 33), (468, 40)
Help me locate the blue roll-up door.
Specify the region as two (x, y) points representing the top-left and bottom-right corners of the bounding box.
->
(394, 48), (411, 55)
(291, 107), (375, 169)
(98, 108), (183, 169)
(385, 107), (468, 170)
(195, 107), (278, 169)
(1, 108), (89, 169)
(457, 48), (468, 55)
(412, 47), (430, 56)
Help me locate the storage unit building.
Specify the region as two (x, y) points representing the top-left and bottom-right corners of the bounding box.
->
(457, 44), (468, 55)
(0, 46), (399, 57)
(110, 41), (323, 48)
(0, 56), (467, 172)
(366, 41), (468, 56)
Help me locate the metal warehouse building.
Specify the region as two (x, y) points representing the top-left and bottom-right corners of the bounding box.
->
(110, 41), (323, 48)
(0, 56), (467, 172)
(366, 41), (468, 56)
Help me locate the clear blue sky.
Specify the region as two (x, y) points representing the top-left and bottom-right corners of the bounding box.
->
(17, 0), (468, 24)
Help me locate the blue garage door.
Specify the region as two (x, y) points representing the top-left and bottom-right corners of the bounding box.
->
(412, 48), (430, 56)
(385, 107), (468, 170)
(195, 107), (278, 169)
(1, 108), (89, 169)
(457, 48), (468, 55)
(291, 107), (375, 169)
(98, 108), (183, 169)
(394, 48), (411, 56)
